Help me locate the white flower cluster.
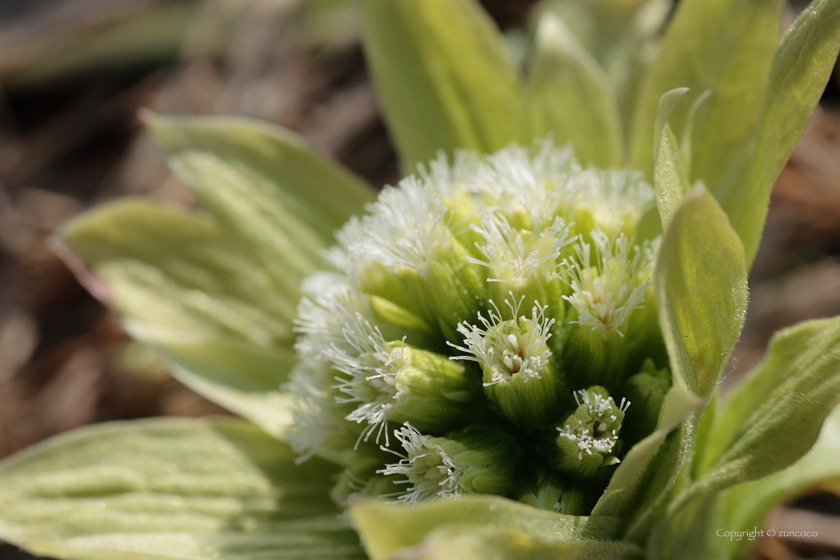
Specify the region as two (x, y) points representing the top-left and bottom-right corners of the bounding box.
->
(286, 140), (660, 504)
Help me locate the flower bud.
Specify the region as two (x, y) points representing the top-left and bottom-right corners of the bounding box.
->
(331, 449), (399, 506)
(450, 296), (562, 427)
(562, 228), (652, 390)
(379, 423), (517, 503)
(554, 386), (629, 478)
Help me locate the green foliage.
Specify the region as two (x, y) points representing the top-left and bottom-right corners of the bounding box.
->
(589, 385), (704, 540)
(629, 0), (784, 194)
(0, 418), (363, 560)
(60, 115), (376, 437)
(350, 495), (632, 560)
(722, 0), (840, 264)
(144, 114), (375, 292)
(60, 200), (297, 437)
(526, 14), (624, 167)
(654, 185), (748, 398)
(361, 0), (524, 170)
(651, 88), (690, 231)
(714, 407), (840, 557)
(676, 318), (840, 506)
(381, 524), (644, 560)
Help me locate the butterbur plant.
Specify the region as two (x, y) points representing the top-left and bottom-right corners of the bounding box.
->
(2, 0), (840, 559)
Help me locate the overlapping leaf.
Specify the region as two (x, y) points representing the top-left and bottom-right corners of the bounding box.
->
(61, 117), (374, 436)
(0, 418), (362, 560)
(526, 14), (624, 167)
(654, 185), (748, 398)
(361, 0), (524, 169)
(630, 0), (784, 192)
(351, 495), (620, 560)
(60, 200), (297, 436)
(674, 318), (840, 508)
(722, 0), (840, 263)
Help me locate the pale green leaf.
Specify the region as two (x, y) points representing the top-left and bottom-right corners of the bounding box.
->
(713, 406), (840, 558)
(654, 184), (748, 398)
(361, 0), (524, 170)
(533, 0), (672, 130)
(145, 113), (374, 302)
(672, 317), (840, 510)
(59, 200), (296, 436)
(25, 519), (364, 560)
(654, 406), (840, 560)
(652, 88), (690, 231)
(526, 14), (624, 167)
(0, 418), (361, 560)
(678, 90), (712, 174)
(127, 326), (297, 438)
(388, 524), (643, 560)
(350, 495), (613, 560)
(721, 0), (840, 264)
(644, 494), (719, 560)
(630, 0), (784, 192)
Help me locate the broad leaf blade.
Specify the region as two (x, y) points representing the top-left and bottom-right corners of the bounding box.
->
(389, 524), (643, 560)
(0, 418), (356, 560)
(59, 200), (296, 436)
(675, 317), (840, 508)
(630, 0), (784, 191)
(532, 0), (672, 132)
(714, 405), (840, 558)
(654, 184), (748, 398)
(350, 495), (605, 560)
(722, 0), (840, 264)
(145, 114), (374, 301)
(526, 14), (624, 167)
(25, 520), (365, 560)
(361, 0), (524, 170)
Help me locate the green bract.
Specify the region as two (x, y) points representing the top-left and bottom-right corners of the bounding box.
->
(2, 0), (840, 559)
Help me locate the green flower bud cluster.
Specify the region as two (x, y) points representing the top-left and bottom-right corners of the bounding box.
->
(287, 140), (672, 513)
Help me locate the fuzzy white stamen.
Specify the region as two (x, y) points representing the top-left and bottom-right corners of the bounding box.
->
(377, 423), (463, 504)
(563, 228), (650, 336)
(470, 140), (577, 230)
(335, 152), (478, 274)
(325, 316), (410, 447)
(468, 214), (575, 284)
(285, 362), (346, 464)
(557, 390), (630, 460)
(449, 295), (555, 386)
(293, 272), (371, 361)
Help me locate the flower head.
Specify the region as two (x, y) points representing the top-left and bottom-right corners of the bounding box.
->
(282, 141), (665, 501)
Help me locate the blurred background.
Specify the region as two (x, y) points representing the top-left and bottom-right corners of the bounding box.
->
(0, 0), (838, 558)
